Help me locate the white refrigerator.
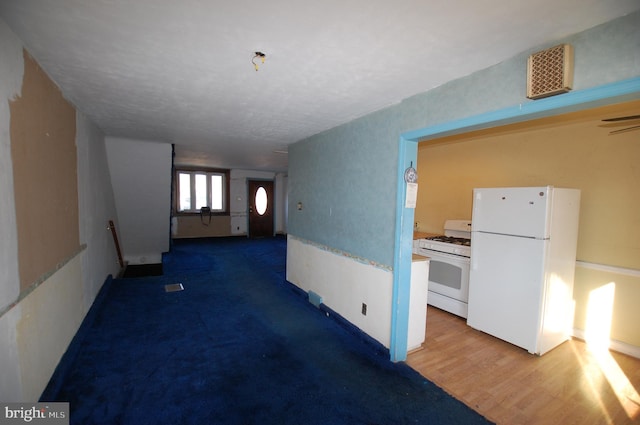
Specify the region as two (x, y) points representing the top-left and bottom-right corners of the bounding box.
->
(466, 186), (580, 355)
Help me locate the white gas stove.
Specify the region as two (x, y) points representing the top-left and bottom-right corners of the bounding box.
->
(414, 219), (472, 318)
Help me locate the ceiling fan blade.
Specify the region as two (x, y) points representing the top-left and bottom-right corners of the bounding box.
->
(602, 114), (640, 122)
(609, 125), (640, 135)
(599, 119), (640, 128)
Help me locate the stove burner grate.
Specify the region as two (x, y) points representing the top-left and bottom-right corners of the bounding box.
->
(425, 236), (471, 246)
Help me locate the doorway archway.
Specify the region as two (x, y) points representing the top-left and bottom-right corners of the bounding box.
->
(389, 77), (640, 362)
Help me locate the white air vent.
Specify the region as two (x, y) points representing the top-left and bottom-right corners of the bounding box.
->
(527, 44), (574, 99)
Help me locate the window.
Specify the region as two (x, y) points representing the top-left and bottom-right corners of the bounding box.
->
(176, 169), (228, 213)
(255, 186), (267, 215)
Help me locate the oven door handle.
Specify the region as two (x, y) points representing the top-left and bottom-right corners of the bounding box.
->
(417, 249), (470, 264)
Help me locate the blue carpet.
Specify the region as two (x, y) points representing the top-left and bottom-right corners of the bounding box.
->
(42, 236), (493, 425)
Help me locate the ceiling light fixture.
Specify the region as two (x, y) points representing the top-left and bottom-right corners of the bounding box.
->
(252, 52), (266, 71)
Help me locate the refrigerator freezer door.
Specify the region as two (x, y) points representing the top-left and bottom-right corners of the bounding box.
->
(467, 232), (546, 354)
(472, 187), (552, 238)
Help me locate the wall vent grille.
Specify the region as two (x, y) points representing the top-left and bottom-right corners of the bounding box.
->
(527, 44), (573, 99)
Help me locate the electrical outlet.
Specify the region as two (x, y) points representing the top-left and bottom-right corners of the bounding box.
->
(361, 303), (367, 316)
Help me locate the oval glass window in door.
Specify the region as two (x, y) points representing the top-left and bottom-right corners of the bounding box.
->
(255, 187), (268, 215)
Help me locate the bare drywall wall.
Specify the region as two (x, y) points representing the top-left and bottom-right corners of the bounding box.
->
(10, 50), (79, 291)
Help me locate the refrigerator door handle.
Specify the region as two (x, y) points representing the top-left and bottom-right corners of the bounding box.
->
(470, 245), (478, 270)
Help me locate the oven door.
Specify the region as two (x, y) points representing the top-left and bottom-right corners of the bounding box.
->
(416, 249), (470, 302)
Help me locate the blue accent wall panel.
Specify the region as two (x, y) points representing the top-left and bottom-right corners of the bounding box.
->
(288, 108), (401, 267)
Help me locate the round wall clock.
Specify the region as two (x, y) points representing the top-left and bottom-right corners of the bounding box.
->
(404, 166), (418, 183)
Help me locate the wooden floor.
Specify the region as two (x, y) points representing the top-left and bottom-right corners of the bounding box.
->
(406, 306), (640, 425)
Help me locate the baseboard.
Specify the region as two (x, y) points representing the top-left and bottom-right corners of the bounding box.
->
(572, 328), (640, 359)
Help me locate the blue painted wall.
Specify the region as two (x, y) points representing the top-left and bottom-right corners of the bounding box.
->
(288, 11), (640, 267)
(288, 108), (401, 267)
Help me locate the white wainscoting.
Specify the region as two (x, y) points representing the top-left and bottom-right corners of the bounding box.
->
(286, 235), (393, 348)
(2, 253), (86, 400)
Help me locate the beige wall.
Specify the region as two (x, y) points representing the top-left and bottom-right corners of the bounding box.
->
(172, 215), (232, 238)
(415, 100), (640, 349)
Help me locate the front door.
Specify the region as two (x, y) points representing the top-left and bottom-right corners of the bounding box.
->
(248, 180), (274, 238)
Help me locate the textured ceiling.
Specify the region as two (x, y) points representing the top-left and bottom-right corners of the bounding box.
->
(1, 0), (638, 171)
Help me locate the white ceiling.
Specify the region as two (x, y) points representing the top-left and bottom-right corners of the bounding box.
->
(1, 0), (638, 171)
